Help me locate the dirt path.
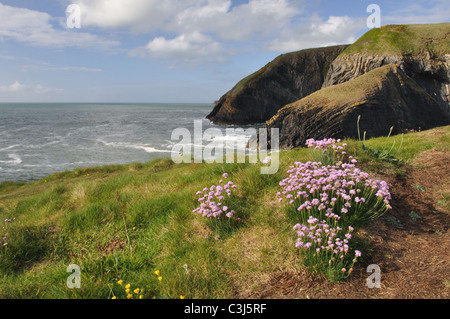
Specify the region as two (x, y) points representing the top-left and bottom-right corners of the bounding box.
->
(253, 149), (450, 299)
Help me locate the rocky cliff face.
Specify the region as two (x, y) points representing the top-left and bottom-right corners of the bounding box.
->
(265, 64), (450, 149)
(206, 45), (348, 125)
(323, 24), (450, 111)
(323, 53), (450, 111)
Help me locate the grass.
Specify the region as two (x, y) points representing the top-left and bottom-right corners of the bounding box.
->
(341, 23), (450, 59)
(0, 126), (448, 299)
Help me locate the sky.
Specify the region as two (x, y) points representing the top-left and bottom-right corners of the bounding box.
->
(0, 0), (448, 103)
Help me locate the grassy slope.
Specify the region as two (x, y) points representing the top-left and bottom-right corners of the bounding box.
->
(340, 23), (450, 58)
(0, 126), (449, 299)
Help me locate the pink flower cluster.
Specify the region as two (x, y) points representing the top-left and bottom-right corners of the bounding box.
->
(306, 138), (347, 155)
(293, 217), (360, 264)
(279, 137), (392, 280)
(192, 173), (237, 219)
(278, 159), (392, 225)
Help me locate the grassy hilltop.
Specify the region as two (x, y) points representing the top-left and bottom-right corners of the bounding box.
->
(341, 23), (450, 58)
(0, 126), (449, 299)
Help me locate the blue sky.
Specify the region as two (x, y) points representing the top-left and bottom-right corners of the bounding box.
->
(0, 0), (448, 103)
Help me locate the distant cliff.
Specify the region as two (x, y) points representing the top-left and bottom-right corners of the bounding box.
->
(265, 64), (450, 149)
(206, 45), (348, 125)
(323, 24), (450, 111)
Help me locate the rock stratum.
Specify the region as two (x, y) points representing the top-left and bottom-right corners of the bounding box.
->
(210, 23), (450, 149)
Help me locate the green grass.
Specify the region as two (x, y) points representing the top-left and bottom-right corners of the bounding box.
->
(341, 23), (450, 58)
(0, 126), (448, 299)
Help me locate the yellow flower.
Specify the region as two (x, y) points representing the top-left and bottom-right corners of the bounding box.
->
(117, 280), (123, 285)
(134, 288), (140, 294)
(158, 276), (162, 281)
(127, 294), (133, 299)
(154, 270), (160, 276)
(180, 295), (185, 299)
(125, 289), (130, 294)
(139, 295), (143, 299)
(133, 227), (136, 231)
(112, 296), (117, 299)
(125, 283), (131, 289)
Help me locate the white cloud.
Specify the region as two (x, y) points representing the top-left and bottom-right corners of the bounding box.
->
(267, 15), (365, 52)
(0, 81), (24, 92)
(0, 81), (62, 94)
(172, 0), (299, 41)
(73, 0), (199, 32)
(0, 3), (119, 50)
(129, 31), (226, 67)
(125, 0), (301, 65)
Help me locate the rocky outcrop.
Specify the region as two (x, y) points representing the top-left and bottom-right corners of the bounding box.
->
(206, 45), (348, 125)
(265, 64), (450, 149)
(323, 24), (450, 111)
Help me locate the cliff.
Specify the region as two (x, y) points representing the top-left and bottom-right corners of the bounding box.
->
(206, 45), (348, 125)
(323, 24), (450, 110)
(265, 64), (450, 149)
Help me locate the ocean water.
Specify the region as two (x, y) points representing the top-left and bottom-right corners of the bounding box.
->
(0, 103), (256, 182)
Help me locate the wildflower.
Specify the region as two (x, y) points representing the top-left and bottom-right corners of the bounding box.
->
(139, 295), (143, 299)
(263, 156), (271, 164)
(117, 280), (123, 285)
(127, 294), (133, 299)
(180, 295), (185, 299)
(158, 276), (163, 281)
(193, 176), (237, 219)
(134, 288), (140, 294)
(125, 283), (131, 289)
(154, 270), (160, 276)
(112, 296), (117, 299)
(222, 173), (228, 178)
(355, 250), (362, 257)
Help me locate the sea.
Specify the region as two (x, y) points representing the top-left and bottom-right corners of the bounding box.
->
(0, 103), (258, 182)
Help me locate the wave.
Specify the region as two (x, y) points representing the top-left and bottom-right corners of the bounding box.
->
(98, 140), (172, 153)
(0, 144), (21, 152)
(0, 154), (22, 165)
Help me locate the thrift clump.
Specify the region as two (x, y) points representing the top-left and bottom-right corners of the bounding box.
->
(192, 173), (238, 219)
(278, 138), (392, 281)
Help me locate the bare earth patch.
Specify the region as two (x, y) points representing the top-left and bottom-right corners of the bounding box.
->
(251, 149), (450, 299)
